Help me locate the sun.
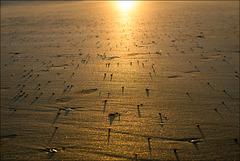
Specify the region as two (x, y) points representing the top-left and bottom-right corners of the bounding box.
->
(115, 1), (135, 12)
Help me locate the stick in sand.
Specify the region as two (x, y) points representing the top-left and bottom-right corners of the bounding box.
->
(103, 73), (106, 80)
(146, 89), (150, 97)
(9, 109), (17, 117)
(222, 90), (233, 99)
(149, 72), (152, 79)
(48, 93), (55, 101)
(108, 128), (111, 144)
(186, 92), (192, 100)
(234, 138), (240, 147)
(137, 105), (141, 117)
(134, 154), (138, 160)
(103, 100), (107, 113)
(148, 138), (152, 154)
(52, 110), (61, 127)
(159, 113), (163, 123)
(30, 96), (39, 105)
(196, 124), (206, 142)
(207, 82), (214, 89)
(110, 74), (113, 81)
(214, 109), (223, 118)
(173, 149), (180, 161)
(221, 102), (232, 113)
(48, 127), (58, 143)
(108, 113), (120, 125)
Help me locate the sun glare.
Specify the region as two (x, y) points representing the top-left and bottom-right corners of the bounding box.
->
(116, 1), (135, 12)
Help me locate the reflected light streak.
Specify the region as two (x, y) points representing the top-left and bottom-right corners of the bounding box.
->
(115, 1), (136, 12)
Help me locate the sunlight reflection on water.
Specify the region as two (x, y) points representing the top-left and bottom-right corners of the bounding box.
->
(115, 1), (136, 12)
(1, 1), (239, 160)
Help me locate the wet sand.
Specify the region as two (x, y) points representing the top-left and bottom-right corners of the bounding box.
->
(1, 1), (239, 160)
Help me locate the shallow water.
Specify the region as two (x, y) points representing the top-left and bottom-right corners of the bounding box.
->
(1, 1), (239, 160)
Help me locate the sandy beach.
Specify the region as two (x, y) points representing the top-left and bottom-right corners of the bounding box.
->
(1, 1), (239, 160)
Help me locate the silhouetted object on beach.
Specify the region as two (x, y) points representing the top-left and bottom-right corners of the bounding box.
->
(46, 80), (51, 86)
(108, 128), (111, 144)
(14, 92), (28, 104)
(149, 72), (152, 79)
(207, 82), (214, 89)
(174, 149), (179, 161)
(52, 111), (61, 127)
(110, 74), (113, 81)
(159, 113), (163, 123)
(48, 148), (57, 153)
(103, 100), (107, 113)
(233, 138), (240, 147)
(197, 124), (206, 142)
(223, 90), (233, 99)
(108, 113), (120, 125)
(137, 105), (141, 117)
(214, 108), (223, 118)
(195, 66), (199, 71)
(103, 73), (106, 80)
(221, 102), (232, 112)
(30, 95), (40, 105)
(9, 109), (17, 117)
(48, 127), (58, 143)
(153, 69), (156, 75)
(186, 92), (192, 100)
(134, 154), (138, 160)
(188, 139), (202, 150)
(148, 137), (152, 154)
(67, 85), (73, 93)
(210, 66), (216, 71)
(64, 108), (71, 116)
(146, 89), (150, 97)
